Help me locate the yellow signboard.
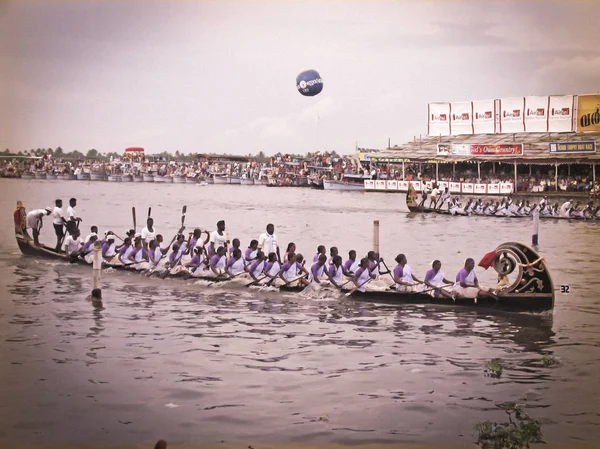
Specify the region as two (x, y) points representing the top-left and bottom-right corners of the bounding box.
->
(577, 94), (600, 132)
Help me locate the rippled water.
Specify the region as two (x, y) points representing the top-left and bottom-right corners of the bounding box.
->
(0, 178), (599, 446)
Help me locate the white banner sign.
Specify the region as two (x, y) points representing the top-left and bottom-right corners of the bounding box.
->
(428, 102), (450, 136)
(525, 96), (549, 132)
(474, 184), (487, 194)
(472, 99), (496, 134)
(488, 184), (500, 194)
(462, 183), (474, 193)
(500, 97), (525, 133)
(500, 183), (514, 194)
(548, 95), (574, 132)
(375, 180), (386, 190)
(450, 101), (473, 135)
(449, 182), (461, 193)
(387, 180), (398, 190)
(398, 181), (409, 191)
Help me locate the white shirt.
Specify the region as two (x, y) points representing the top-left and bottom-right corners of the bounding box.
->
(64, 235), (83, 255)
(209, 230), (227, 250)
(52, 207), (64, 225)
(258, 232), (278, 256)
(26, 210), (47, 229)
(141, 226), (156, 244)
(67, 205), (77, 220)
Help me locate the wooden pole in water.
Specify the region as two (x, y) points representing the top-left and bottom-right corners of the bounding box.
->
(514, 160), (518, 193)
(373, 220), (380, 254)
(532, 206), (540, 246)
(92, 240), (102, 291)
(555, 161), (558, 191)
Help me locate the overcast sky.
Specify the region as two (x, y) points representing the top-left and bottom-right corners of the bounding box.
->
(1, 0), (599, 156)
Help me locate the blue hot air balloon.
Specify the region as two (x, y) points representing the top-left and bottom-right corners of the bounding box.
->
(296, 70), (323, 97)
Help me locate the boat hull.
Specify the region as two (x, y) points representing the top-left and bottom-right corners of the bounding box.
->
(76, 173), (91, 181)
(142, 174), (154, 182)
(107, 175), (121, 182)
(213, 176), (229, 184)
(323, 180), (365, 190)
(21, 172), (35, 180)
(35, 173), (46, 179)
(133, 176), (144, 182)
(185, 177), (198, 184)
(228, 177), (241, 184)
(153, 175), (166, 183)
(240, 178), (255, 185)
(90, 173), (106, 181)
(173, 176), (186, 183)
(45, 174), (58, 180)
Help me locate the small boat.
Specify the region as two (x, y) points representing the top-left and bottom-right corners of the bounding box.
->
(185, 176), (198, 184)
(213, 176), (229, 184)
(323, 174), (369, 191)
(57, 173), (76, 180)
(143, 173), (154, 182)
(90, 172), (106, 181)
(228, 176), (241, 184)
(172, 176), (187, 184)
(107, 174), (121, 182)
(21, 172), (35, 180)
(206, 177), (214, 184)
(76, 173), (91, 181)
(240, 178), (255, 186)
(133, 175), (144, 182)
(34, 172), (47, 180)
(121, 174), (133, 182)
(164, 176), (174, 183)
(45, 174), (58, 180)
(154, 175), (166, 183)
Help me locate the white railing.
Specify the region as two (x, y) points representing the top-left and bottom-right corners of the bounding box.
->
(364, 180), (514, 194)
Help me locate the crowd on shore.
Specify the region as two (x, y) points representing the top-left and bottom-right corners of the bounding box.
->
(2, 150), (599, 195)
(17, 200), (507, 300)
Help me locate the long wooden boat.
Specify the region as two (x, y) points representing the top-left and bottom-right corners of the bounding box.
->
(405, 184), (598, 220)
(13, 207), (554, 313)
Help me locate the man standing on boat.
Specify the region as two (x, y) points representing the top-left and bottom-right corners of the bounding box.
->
(66, 198), (82, 235)
(26, 207), (52, 246)
(258, 223), (281, 262)
(141, 217), (156, 251)
(209, 220), (228, 256)
(52, 199), (67, 252)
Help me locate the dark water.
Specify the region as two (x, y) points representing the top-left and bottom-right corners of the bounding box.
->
(0, 179), (599, 446)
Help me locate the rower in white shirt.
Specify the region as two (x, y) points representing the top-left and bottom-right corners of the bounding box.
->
(63, 229), (83, 256)
(52, 199), (67, 252)
(208, 220), (228, 256)
(66, 198), (82, 235)
(26, 207), (52, 246)
(257, 223), (281, 262)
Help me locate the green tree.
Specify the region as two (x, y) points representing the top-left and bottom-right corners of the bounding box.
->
(55, 147), (64, 157)
(86, 149), (99, 159)
(71, 150), (84, 159)
(255, 151), (267, 163)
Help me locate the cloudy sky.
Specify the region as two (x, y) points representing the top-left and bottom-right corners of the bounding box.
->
(1, 0), (599, 156)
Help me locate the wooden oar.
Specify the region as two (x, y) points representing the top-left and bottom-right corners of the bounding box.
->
(132, 207), (137, 232)
(283, 274), (307, 286)
(345, 278), (372, 297)
(148, 207), (152, 218)
(246, 275), (266, 287)
(380, 260), (396, 283)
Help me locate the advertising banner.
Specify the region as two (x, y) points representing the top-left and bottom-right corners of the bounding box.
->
(524, 96), (549, 132)
(387, 180), (398, 190)
(364, 180), (374, 189)
(410, 180), (422, 192)
(577, 94), (600, 132)
(549, 141), (596, 153)
(438, 181), (449, 190)
(462, 183), (474, 193)
(474, 184), (487, 194)
(375, 180), (386, 190)
(437, 143), (523, 156)
(449, 182), (461, 193)
(472, 99), (496, 134)
(500, 183), (514, 194)
(428, 103), (450, 136)
(487, 184), (500, 194)
(499, 97), (525, 133)
(548, 95), (574, 132)
(450, 101), (473, 135)
(398, 181), (409, 191)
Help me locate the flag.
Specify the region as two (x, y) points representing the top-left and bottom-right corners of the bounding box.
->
(478, 250), (497, 269)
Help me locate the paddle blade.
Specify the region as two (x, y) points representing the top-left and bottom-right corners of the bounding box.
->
(181, 205), (187, 225)
(132, 207), (137, 231)
(148, 207), (152, 218)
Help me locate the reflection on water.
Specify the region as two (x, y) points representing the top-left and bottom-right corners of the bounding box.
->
(0, 180), (599, 445)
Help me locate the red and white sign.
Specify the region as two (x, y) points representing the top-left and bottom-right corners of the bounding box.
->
(428, 102), (450, 136)
(474, 184), (487, 194)
(450, 101), (473, 135)
(387, 180), (398, 190)
(425, 181), (434, 190)
(437, 181), (449, 190)
(410, 180), (422, 191)
(525, 96), (549, 132)
(500, 97), (525, 133)
(364, 180), (375, 189)
(398, 181), (409, 191)
(548, 95), (574, 132)
(449, 182), (461, 193)
(487, 184), (500, 194)
(500, 183), (514, 194)
(462, 183), (474, 193)
(375, 180), (386, 190)
(473, 99), (496, 134)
